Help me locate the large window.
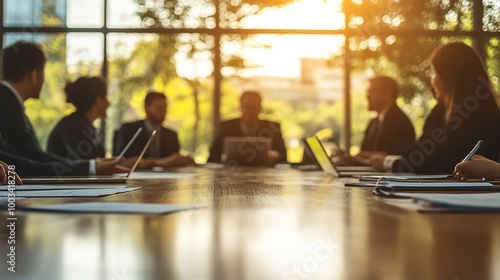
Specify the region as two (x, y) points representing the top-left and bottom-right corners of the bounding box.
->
(2, 0), (499, 163)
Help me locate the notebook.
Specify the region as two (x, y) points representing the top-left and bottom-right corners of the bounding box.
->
(22, 130), (156, 184)
(305, 136), (383, 177)
(223, 137), (271, 166)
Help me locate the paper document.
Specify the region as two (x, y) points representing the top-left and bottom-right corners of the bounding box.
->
(388, 192), (500, 211)
(0, 188), (139, 198)
(21, 202), (203, 215)
(0, 185), (129, 191)
(127, 172), (198, 180)
(360, 174), (452, 181)
(380, 181), (493, 188)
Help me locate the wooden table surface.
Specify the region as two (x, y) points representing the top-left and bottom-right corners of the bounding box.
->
(1, 167), (499, 280)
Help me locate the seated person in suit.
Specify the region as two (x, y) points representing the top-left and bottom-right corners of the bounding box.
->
(208, 90), (287, 165)
(47, 76), (108, 159)
(0, 160), (22, 185)
(0, 41), (122, 176)
(367, 42), (500, 173)
(455, 155), (500, 180)
(114, 91), (194, 167)
(344, 76), (415, 165)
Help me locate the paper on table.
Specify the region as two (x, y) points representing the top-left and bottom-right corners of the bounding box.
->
(360, 174), (452, 181)
(380, 181), (493, 188)
(0, 185), (129, 191)
(126, 172), (198, 180)
(21, 202), (203, 215)
(389, 192), (500, 211)
(0, 187), (139, 198)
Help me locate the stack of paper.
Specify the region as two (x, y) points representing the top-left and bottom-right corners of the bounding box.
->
(382, 192), (500, 212)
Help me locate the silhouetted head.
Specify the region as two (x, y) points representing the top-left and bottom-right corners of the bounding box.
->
(240, 90), (262, 127)
(429, 42), (496, 117)
(367, 76), (399, 113)
(2, 41), (46, 99)
(144, 91), (167, 126)
(65, 76), (109, 119)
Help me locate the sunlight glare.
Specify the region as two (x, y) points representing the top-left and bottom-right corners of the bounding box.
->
(241, 0), (344, 30)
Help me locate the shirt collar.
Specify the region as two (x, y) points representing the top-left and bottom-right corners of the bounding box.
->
(240, 119), (261, 136)
(378, 104), (393, 123)
(1, 81), (25, 111)
(144, 119), (161, 133)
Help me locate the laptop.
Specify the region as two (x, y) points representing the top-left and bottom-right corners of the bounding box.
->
(223, 137), (271, 166)
(305, 136), (384, 177)
(22, 130), (156, 184)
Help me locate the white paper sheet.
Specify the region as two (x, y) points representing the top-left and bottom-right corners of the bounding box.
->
(127, 172), (198, 180)
(21, 202), (202, 214)
(360, 174), (452, 181)
(381, 181), (493, 188)
(0, 187), (139, 197)
(0, 185), (129, 191)
(394, 192), (500, 209)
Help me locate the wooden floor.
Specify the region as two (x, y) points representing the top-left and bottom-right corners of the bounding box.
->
(1, 167), (499, 280)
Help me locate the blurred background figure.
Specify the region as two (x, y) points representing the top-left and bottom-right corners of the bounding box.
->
(343, 76), (415, 165)
(47, 76), (108, 159)
(114, 91), (194, 168)
(208, 90), (287, 166)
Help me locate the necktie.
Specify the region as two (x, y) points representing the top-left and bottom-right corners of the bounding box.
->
(367, 118), (381, 151)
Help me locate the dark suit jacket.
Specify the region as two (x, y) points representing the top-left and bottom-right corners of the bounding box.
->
(47, 112), (105, 159)
(0, 83), (90, 176)
(113, 120), (180, 158)
(393, 101), (500, 174)
(208, 118), (287, 163)
(361, 105), (415, 154)
(0, 149), (73, 177)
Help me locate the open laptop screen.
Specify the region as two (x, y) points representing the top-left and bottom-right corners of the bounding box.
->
(305, 136), (339, 177)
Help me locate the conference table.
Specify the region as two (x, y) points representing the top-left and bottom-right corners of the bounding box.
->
(1, 166), (499, 280)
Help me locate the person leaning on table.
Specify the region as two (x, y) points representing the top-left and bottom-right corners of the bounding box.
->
(366, 42), (500, 174)
(0, 41), (122, 176)
(454, 155), (500, 180)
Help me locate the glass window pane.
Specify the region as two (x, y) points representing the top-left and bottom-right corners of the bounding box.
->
(66, 33), (104, 77)
(67, 0), (104, 27)
(107, 33), (214, 161)
(345, 0), (473, 32)
(221, 34), (345, 163)
(4, 0), (66, 27)
(486, 37), (500, 94)
(107, 0), (215, 28)
(484, 0), (500, 31)
(3, 33), (103, 149)
(220, 0), (344, 29)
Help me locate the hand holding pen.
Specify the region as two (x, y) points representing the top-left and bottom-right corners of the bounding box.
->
(454, 140), (500, 180)
(459, 140), (483, 163)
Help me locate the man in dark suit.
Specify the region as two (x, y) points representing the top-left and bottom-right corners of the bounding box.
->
(208, 91), (287, 165)
(0, 41), (121, 177)
(114, 91), (194, 167)
(346, 76), (415, 164)
(361, 76), (415, 153)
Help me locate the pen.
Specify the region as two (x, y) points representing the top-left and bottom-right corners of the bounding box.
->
(460, 140), (483, 163)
